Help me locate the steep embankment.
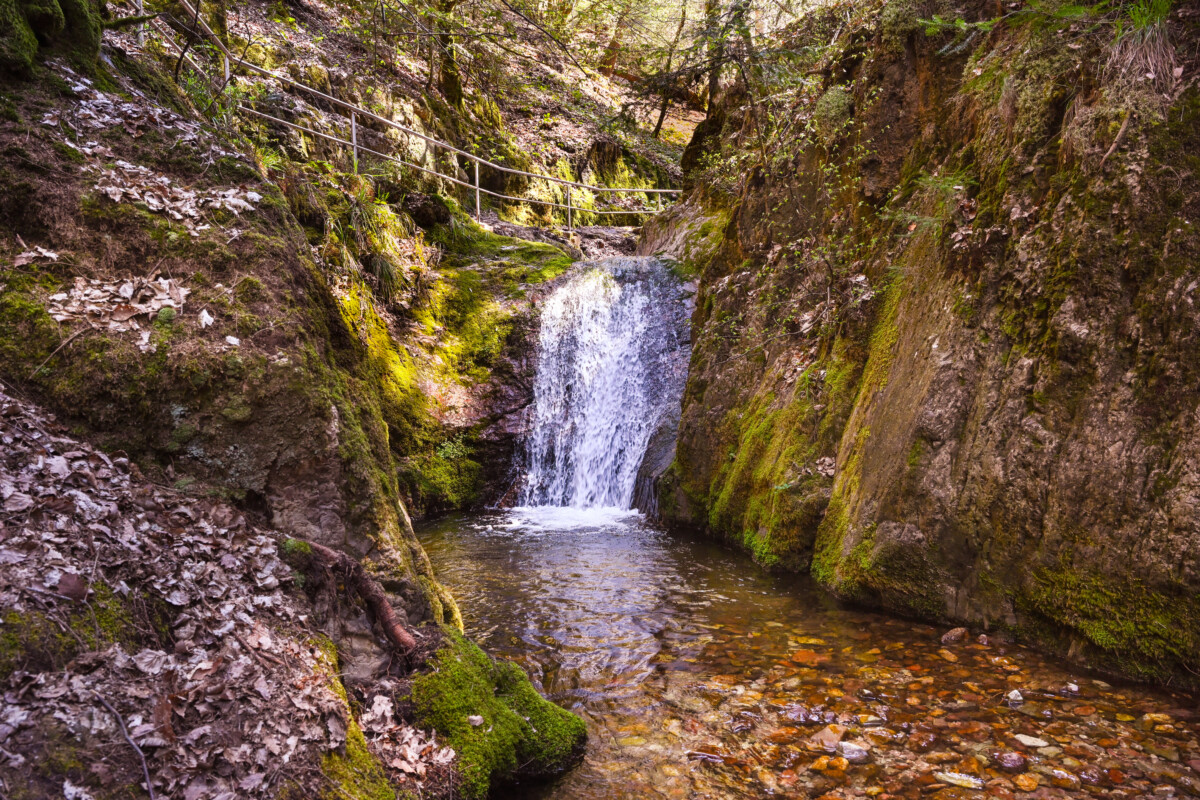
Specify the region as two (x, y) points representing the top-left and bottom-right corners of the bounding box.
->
(647, 0), (1200, 686)
(0, 0), (691, 795)
(0, 385), (586, 800)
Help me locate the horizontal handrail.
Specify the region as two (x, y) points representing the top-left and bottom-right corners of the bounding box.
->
(172, 0), (678, 197)
(239, 105), (662, 216)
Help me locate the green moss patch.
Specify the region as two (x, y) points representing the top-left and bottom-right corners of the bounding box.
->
(0, 0), (100, 73)
(427, 214), (573, 295)
(401, 435), (483, 511)
(1019, 567), (1200, 684)
(705, 389), (825, 570)
(1, 583), (141, 679)
(410, 630), (586, 799)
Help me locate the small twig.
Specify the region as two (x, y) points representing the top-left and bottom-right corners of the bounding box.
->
(1100, 111), (1134, 169)
(145, 256), (168, 282)
(22, 584), (79, 604)
(18, 589), (85, 647)
(82, 551), (103, 643)
(94, 691), (156, 800)
(28, 325), (92, 380)
(232, 629), (283, 667)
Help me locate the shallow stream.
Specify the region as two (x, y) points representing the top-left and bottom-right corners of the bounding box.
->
(428, 256), (1200, 798)
(418, 507), (1200, 799)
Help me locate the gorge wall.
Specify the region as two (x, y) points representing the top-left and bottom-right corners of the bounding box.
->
(646, 0), (1200, 687)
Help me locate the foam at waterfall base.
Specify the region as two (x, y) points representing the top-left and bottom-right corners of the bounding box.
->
(488, 506), (645, 533)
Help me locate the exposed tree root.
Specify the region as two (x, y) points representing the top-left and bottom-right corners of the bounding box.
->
(307, 542), (418, 654)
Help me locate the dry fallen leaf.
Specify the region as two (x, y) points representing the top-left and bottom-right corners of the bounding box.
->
(57, 572), (88, 601)
(13, 247), (58, 267)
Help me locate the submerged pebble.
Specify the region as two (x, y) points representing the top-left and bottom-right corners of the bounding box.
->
(1014, 733), (1049, 748)
(995, 751), (1028, 772)
(935, 772), (985, 789)
(837, 741), (871, 764)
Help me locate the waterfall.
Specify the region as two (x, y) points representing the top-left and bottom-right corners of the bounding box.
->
(520, 257), (692, 510)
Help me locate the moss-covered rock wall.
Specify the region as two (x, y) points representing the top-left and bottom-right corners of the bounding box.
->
(656, 0), (1200, 687)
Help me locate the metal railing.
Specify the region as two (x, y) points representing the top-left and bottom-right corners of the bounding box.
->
(155, 1), (679, 229)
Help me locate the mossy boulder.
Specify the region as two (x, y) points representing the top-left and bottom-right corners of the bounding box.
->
(0, 0), (40, 70)
(0, 0), (101, 73)
(409, 630), (586, 799)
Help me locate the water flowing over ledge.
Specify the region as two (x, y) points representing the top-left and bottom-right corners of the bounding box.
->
(519, 256), (692, 510)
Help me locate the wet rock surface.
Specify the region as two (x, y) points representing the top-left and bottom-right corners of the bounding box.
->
(649, 0), (1200, 686)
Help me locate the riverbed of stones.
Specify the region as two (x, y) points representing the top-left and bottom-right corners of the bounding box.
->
(596, 613), (1199, 799)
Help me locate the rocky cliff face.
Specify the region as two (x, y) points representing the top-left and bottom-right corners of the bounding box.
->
(648, 0), (1200, 686)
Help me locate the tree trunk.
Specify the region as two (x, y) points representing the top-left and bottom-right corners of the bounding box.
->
(652, 4), (688, 139)
(436, 0), (463, 107)
(732, 0), (754, 71)
(426, 20), (436, 91)
(438, 31), (463, 106)
(705, 0), (722, 115)
(598, 1), (632, 76)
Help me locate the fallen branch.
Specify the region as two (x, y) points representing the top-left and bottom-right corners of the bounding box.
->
(307, 542), (417, 653)
(94, 691), (157, 800)
(232, 629), (284, 667)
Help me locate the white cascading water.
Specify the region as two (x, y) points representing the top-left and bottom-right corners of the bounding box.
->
(519, 257), (692, 510)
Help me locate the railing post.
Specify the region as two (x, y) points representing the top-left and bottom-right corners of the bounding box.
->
(223, 54), (230, 85)
(351, 112), (358, 174)
(136, 0), (144, 46)
(474, 159), (481, 219)
(566, 187), (573, 231)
